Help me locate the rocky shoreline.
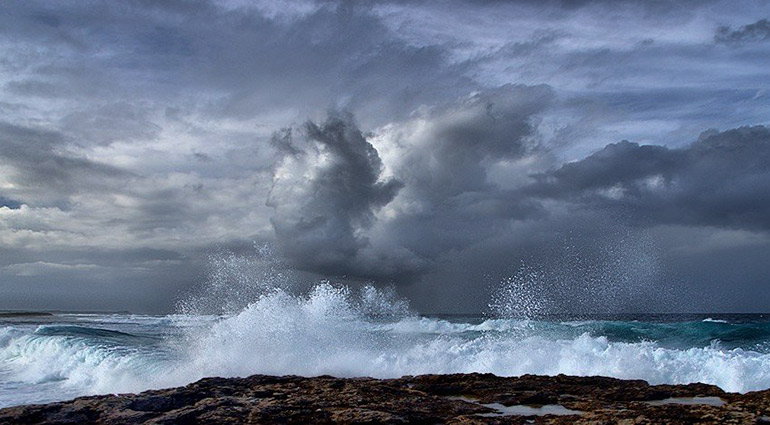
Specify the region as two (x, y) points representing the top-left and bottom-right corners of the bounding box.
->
(2, 373), (769, 424)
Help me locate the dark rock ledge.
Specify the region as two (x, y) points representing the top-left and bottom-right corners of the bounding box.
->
(2, 373), (770, 424)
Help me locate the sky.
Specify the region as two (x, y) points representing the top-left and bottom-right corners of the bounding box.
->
(1, 0), (769, 314)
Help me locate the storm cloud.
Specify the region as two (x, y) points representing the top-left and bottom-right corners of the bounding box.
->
(369, 85), (554, 262)
(0, 122), (130, 206)
(527, 125), (770, 231)
(1, 0), (769, 313)
(267, 113), (403, 279)
(266, 85), (554, 282)
(716, 19), (770, 44)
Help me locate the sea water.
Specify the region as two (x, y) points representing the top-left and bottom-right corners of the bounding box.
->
(2, 281), (770, 408)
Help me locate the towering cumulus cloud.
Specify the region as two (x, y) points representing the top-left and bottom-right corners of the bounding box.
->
(369, 85), (553, 265)
(267, 85), (555, 283)
(267, 113), (403, 279)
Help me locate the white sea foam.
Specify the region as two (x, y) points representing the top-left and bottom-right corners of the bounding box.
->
(3, 281), (770, 409)
(0, 327), (178, 407)
(175, 285), (770, 393)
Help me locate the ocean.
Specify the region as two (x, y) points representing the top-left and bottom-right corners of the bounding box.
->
(2, 281), (770, 409)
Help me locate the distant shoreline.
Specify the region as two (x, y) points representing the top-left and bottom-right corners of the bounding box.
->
(0, 310), (132, 317)
(0, 312), (54, 318)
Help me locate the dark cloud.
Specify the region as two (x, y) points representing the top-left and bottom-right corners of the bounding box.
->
(59, 102), (162, 146)
(528, 141), (684, 197)
(1, 0), (769, 313)
(0, 196), (22, 209)
(527, 125), (770, 231)
(0, 257), (200, 313)
(192, 152), (212, 162)
(267, 112), (403, 279)
(266, 86), (555, 284)
(0, 122), (131, 205)
(5, 80), (71, 98)
(716, 19), (770, 44)
(399, 85), (553, 195)
(0, 245), (186, 270)
(0, 0), (471, 128)
(378, 85), (553, 258)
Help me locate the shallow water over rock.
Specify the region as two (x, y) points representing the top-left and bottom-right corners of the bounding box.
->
(476, 402), (583, 417)
(647, 396), (726, 407)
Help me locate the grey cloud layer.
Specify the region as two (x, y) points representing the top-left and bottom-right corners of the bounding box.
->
(527, 126), (770, 231)
(266, 105), (770, 289)
(716, 19), (770, 44)
(1, 0), (769, 312)
(0, 122), (131, 206)
(0, 0), (468, 130)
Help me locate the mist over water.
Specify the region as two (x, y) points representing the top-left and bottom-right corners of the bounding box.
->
(2, 247), (770, 408)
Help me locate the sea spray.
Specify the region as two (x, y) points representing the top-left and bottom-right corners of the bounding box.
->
(177, 291), (770, 392)
(169, 252), (770, 393)
(3, 249), (770, 408)
(5, 314), (770, 408)
(488, 263), (550, 319)
(176, 244), (297, 316)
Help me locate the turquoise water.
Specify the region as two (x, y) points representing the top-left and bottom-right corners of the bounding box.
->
(2, 301), (770, 409)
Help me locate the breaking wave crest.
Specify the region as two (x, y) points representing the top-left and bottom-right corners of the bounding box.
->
(3, 253), (770, 407)
(176, 282), (770, 393)
(0, 325), (173, 407)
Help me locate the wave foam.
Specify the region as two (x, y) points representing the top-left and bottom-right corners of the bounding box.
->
(3, 282), (770, 409)
(0, 326), (177, 407)
(177, 283), (770, 393)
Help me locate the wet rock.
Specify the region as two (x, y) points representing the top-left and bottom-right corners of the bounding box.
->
(0, 373), (768, 424)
